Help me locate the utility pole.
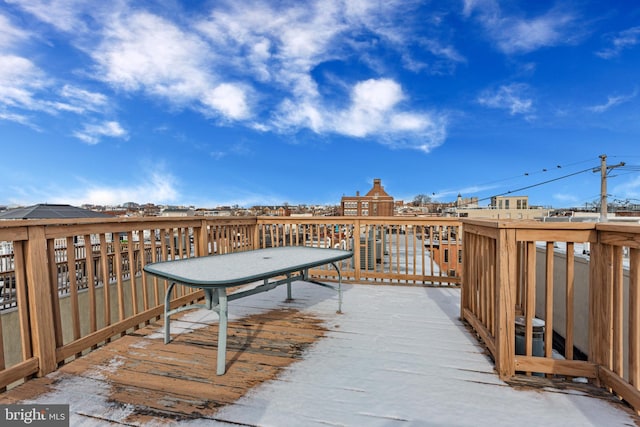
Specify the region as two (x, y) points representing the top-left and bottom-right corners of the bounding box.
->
(598, 154), (626, 222)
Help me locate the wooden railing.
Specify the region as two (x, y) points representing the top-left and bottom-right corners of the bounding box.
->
(0, 216), (462, 390)
(461, 219), (640, 413)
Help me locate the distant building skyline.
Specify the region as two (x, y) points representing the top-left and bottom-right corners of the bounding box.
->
(340, 179), (395, 216)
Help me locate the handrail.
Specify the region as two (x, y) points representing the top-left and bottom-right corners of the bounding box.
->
(461, 219), (640, 413)
(3, 215), (640, 411)
(0, 215), (462, 389)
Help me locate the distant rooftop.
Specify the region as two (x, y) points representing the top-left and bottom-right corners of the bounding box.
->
(0, 204), (111, 219)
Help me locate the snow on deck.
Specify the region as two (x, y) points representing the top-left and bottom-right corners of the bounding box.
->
(199, 284), (634, 426)
(16, 283), (638, 426)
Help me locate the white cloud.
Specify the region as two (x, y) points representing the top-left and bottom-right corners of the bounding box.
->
(612, 176), (640, 200)
(6, 167), (180, 206)
(6, 0), (450, 151)
(0, 56), (108, 119)
(500, 14), (575, 54)
(0, 110), (31, 125)
(462, 0), (493, 18)
(0, 15), (46, 116)
(61, 171), (179, 206)
(83, 176), (177, 205)
(93, 11), (251, 121)
(201, 83), (250, 120)
(0, 60), (114, 124)
(4, 0), (103, 33)
(94, 13), (209, 94)
(0, 13), (29, 47)
(421, 40), (466, 65)
(73, 120), (127, 144)
(596, 26), (640, 59)
(60, 85), (109, 112)
(0, 12), (115, 126)
(193, 1), (450, 147)
(478, 83), (533, 115)
(587, 89), (638, 113)
(335, 79), (407, 137)
(463, 0), (579, 54)
(0, 55), (48, 110)
(196, 1), (346, 99)
(273, 99), (324, 132)
(274, 78), (447, 152)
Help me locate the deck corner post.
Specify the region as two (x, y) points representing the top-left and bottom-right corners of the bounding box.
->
(495, 227), (517, 379)
(24, 225), (57, 376)
(589, 240), (613, 382)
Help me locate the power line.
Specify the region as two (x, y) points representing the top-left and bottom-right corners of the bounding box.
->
(456, 157), (601, 192)
(451, 156), (639, 207)
(470, 161), (639, 204)
(476, 166), (597, 203)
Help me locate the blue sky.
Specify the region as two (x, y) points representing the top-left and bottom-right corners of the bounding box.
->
(1, 0), (639, 209)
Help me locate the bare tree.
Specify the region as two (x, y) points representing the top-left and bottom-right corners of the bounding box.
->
(412, 194), (432, 206)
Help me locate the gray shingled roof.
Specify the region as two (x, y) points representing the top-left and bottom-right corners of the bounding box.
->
(0, 204), (110, 219)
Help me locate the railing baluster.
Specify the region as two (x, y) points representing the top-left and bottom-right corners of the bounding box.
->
(613, 245), (624, 377)
(83, 234), (97, 342)
(565, 242), (575, 361)
(138, 229), (149, 315)
(113, 233), (126, 324)
(47, 238), (63, 350)
(99, 233), (111, 333)
(630, 248), (640, 390)
(545, 242), (554, 360)
(126, 231), (138, 319)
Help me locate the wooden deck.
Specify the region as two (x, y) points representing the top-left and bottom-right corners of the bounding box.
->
(1, 283), (639, 426)
(1, 306), (328, 424)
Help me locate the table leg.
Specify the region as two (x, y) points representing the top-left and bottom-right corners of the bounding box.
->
(204, 288), (214, 309)
(216, 287), (228, 375)
(286, 272), (292, 301)
(164, 282), (176, 344)
(331, 262), (343, 314)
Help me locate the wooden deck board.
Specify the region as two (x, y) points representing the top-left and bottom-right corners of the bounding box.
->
(1, 285), (638, 426)
(0, 306), (328, 424)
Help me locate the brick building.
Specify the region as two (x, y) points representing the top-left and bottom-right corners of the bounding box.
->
(341, 178), (394, 216)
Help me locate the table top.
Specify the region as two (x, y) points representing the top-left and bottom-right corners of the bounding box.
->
(143, 246), (353, 288)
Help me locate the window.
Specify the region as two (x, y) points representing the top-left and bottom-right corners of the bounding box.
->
(444, 249), (449, 263)
(505, 200), (510, 209)
(458, 250), (462, 263)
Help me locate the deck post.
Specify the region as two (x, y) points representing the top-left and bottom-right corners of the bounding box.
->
(495, 226), (517, 379)
(196, 219), (207, 256)
(589, 241), (613, 384)
(353, 219), (361, 282)
(629, 248), (640, 391)
(460, 229), (470, 321)
(24, 225), (57, 376)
